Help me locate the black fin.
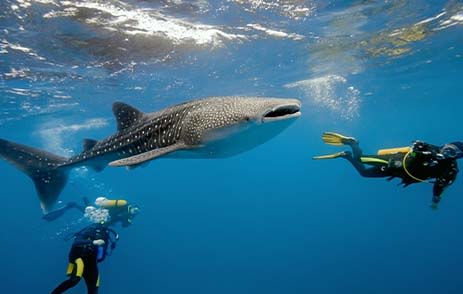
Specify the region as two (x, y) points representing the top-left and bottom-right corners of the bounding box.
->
(112, 102), (144, 131)
(83, 138), (98, 151)
(0, 138), (69, 213)
(42, 203), (72, 222)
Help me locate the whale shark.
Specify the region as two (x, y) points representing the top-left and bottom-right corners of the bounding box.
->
(0, 96), (301, 212)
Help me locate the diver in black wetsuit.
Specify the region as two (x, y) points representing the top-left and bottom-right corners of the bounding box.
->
(43, 197), (90, 222)
(51, 223), (119, 294)
(313, 132), (463, 209)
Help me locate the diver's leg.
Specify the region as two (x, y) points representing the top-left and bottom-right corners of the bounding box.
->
(314, 133), (361, 161)
(318, 132), (388, 178)
(74, 203), (86, 214)
(349, 141), (363, 159)
(72, 197), (91, 214)
(342, 152), (387, 178)
(42, 205), (72, 222)
(83, 257), (99, 294)
(51, 260), (83, 294)
(51, 276), (80, 294)
(337, 139), (387, 178)
(44, 201), (87, 221)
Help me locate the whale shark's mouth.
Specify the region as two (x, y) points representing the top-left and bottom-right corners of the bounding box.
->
(262, 103), (301, 122)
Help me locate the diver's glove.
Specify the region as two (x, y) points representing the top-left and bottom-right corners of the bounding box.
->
(93, 239), (105, 246)
(430, 196), (441, 211)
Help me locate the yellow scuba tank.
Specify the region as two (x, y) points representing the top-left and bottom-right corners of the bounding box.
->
(95, 197), (127, 208)
(377, 146), (411, 156)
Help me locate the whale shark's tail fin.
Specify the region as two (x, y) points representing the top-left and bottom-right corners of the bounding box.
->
(0, 138), (69, 213)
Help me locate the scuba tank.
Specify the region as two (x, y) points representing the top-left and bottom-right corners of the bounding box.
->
(65, 224), (120, 261)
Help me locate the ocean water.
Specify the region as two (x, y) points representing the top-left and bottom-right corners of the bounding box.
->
(1, 0), (463, 293)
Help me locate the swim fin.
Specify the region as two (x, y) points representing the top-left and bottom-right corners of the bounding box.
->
(321, 132), (358, 146)
(312, 151), (349, 160)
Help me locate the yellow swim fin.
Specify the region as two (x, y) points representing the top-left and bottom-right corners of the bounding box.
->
(321, 132), (357, 146)
(313, 151), (348, 160)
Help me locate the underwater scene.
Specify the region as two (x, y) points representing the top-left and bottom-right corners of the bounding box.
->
(1, 0), (463, 293)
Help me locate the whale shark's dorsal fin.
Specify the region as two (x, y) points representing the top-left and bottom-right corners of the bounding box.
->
(112, 102), (144, 131)
(83, 138), (98, 151)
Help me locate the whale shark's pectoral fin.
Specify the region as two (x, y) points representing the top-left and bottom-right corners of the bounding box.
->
(126, 161), (150, 170)
(108, 143), (188, 167)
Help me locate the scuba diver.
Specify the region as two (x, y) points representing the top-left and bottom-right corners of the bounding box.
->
(51, 223), (119, 294)
(42, 197), (90, 222)
(313, 132), (462, 208)
(91, 197), (140, 227)
(43, 195), (140, 227)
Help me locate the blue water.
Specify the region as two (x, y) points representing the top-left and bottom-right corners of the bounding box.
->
(1, 0), (463, 293)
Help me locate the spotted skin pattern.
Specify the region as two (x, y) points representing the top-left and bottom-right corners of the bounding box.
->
(65, 96), (300, 167)
(0, 96), (301, 211)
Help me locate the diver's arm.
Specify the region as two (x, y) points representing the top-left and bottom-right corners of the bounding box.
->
(431, 162), (458, 207)
(73, 237), (105, 247)
(72, 237), (94, 247)
(73, 203), (86, 214)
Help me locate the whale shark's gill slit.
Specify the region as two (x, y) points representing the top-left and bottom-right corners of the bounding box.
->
(264, 105), (300, 118)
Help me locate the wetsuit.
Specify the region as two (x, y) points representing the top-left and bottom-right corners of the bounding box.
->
(98, 199), (138, 227)
(345, 140), (459, 205)
(51, 224), (118, 294)
(107, 205), (138, 227)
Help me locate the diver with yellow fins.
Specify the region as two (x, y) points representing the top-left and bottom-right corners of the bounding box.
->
(51, 222), (119, 294)
(313, 132), (463, 208)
